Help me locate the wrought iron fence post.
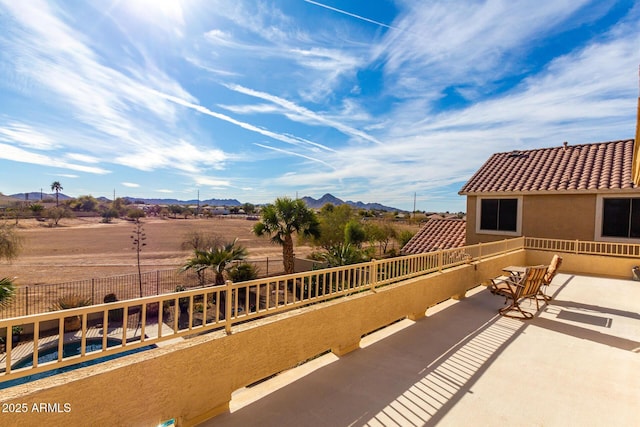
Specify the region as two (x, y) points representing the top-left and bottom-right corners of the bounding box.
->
(25, 286), (29, 316)
(91, 278), (95, 304)
(156, 270), (160, 295)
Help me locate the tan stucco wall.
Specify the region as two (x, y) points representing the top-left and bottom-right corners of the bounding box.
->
(466, 194), (597, 244)
(521, 194), (596, 240)
(525, 249), (638, 280)
(0, 253), (525, 427)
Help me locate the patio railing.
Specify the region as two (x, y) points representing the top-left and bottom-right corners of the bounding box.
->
(1, 238), (519, 383)
(3, 235), (639, 384)
(524, 237), (640, 258)
(0, 257), (286, 319)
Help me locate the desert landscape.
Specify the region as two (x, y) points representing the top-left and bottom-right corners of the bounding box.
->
(1, 216), (315, 287)
(2, 216), (420, 288)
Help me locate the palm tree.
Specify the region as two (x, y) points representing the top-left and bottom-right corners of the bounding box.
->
(0, 277), (16, 309)
(253, 197), (320, 275)
(181, 239), (247, 286)
(51, 181), (63, 207)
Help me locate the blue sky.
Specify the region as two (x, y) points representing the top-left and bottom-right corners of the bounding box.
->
(0, 0), (638, 212)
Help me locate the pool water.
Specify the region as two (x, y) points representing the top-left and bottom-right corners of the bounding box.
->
(1, 338), (155, 390)
(13, 337), (122, 369)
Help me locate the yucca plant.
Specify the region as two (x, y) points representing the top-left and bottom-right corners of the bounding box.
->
(51, 294), (92, 311)
(51, 294), (92, 332)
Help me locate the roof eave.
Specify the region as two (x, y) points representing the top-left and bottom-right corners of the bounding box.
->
(459, 188), (639, 197)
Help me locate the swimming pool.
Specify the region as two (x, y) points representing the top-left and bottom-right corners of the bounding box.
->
(13, 337), (123, 369)
(1, 338), (156, 389)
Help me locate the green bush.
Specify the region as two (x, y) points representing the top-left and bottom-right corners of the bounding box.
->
(228, 262), (259, 282)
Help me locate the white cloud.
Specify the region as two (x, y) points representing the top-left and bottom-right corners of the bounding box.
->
(194, 177), (231, 187)
(376, 0), (602, 99)
(261, 9), (640, 206)
(153, 89), (334, 153)
(122, 182), (140, 188)
(0, 143), (110, 174)
(0, 122), (56, 150)
(0, 0), (202, 172)
(66, 153), (101, 164)
(224, 84), (379, 144)
(115, 139), (228, 173)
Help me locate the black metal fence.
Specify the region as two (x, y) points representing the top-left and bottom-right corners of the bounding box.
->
(1, 257), (286, 319)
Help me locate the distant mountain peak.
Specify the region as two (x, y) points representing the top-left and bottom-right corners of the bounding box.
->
(301, 193), (401, 212)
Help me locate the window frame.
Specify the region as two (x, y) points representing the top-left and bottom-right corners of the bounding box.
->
(595, 195), (640, 243)
(475, 196), (522, 237)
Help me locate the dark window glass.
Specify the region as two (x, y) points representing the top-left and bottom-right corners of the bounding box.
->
(480, 199), (498, 230)
(631, 199), (640, 238)
(602, 198), (640, 238)
(603, 198), (630, 237)
(498, 198), (518, 231)
(480, 198), (517, 232)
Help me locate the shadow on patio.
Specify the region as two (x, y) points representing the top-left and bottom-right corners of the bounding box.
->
(205, 273), (640, 426)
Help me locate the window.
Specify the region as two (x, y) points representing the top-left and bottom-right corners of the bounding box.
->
(480, 198), (518, 232)
(475, 197), (521, 237)
(602, 198), (640, 238)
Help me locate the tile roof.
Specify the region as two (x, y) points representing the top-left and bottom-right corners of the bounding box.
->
(401, 218), (466, 255)
(459, 139), (636, 194)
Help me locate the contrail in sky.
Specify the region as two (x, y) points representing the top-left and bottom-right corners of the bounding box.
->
(303, 0), (401, 31)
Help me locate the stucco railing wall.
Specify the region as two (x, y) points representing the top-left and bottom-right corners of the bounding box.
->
(525, 249), (638, 280)
(0, 252), (524, 427)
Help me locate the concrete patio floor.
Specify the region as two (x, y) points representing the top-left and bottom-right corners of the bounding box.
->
(203, 273), (640, 426)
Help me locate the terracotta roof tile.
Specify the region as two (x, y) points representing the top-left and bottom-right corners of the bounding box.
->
(401, 218), (466, 255)
(459, 139), (636, 194)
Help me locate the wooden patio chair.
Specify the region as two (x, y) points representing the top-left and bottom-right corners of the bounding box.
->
(538, 255), (563, 302)
(490, 265), (548, 319)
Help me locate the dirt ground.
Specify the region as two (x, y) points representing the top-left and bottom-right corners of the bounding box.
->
(1, 216), (419, 287)
(1, 217), (311, 286)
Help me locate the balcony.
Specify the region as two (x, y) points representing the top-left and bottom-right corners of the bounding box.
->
(210, 272), (640, 426)
(1, 238), (639, 426)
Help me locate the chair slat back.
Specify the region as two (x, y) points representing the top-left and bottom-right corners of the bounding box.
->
(519, 265), (548, 298)
(544, 255), (563, 285)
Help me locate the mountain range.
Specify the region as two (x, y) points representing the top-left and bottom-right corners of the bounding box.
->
(301, 193), (400, 212)
(7, 192), (401, 212)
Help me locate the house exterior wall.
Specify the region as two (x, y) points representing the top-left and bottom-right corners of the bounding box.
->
(521, 194), (596, 240)
(466, 194), (597, 244)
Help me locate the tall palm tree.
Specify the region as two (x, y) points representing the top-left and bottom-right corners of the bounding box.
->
(51, 181), (63, 207)
(253, 197), (320, 275)
(181, 239), (247, 286)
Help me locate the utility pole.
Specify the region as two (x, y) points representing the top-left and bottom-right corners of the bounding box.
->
(413, 192), (417, 218)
